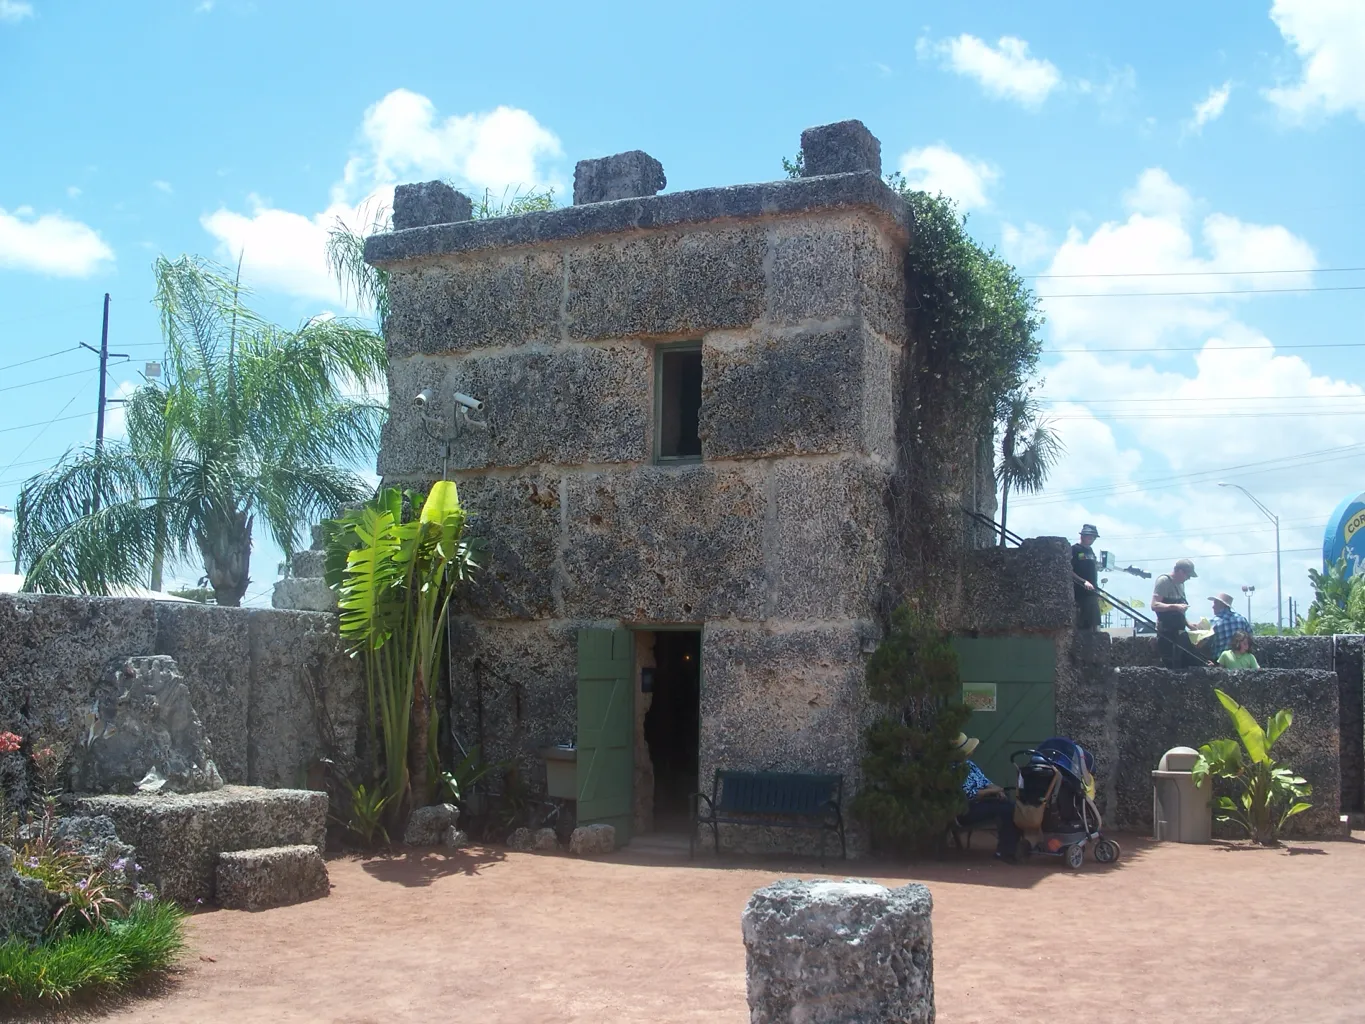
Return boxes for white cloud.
[0,1,33,23]
[66,185,81,198]
[1004,171,1354,620]
[897,144,999,210]
[152,180,173,194]
[196,1,213,11]
[1041,168,1316,349]
[202,194,375,306]
[1001,222,1053,267]
[1266,0,1365,121]
[0,206,114,276]
[1187,82,1232,133]
[202,89,563,305]
[919,34,1061,108]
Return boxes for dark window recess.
[658,348,703,459]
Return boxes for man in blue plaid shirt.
[1209,592,1252,658]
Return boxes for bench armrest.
[692,791,716,820]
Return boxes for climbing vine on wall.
[888,177,1044,421]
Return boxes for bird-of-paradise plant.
[1192,688,1312,845]
[326,483,479,819]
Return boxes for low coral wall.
[957,537,1073,635]
[1107,632,1364,815]
[1057,661,1341,838]
[0,594,362,796]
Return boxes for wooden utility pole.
[79,294,127,512]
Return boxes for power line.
[1043,341,1365,354]
[1048,410,1365,420]
[0,364,126,396]
[1037,284,1365,299]
[0,346,83,374]
[1013,440,1365,506]
[1030,266,1365,280]
[0,411,91,436]
[1124,546,1318,563]
[0,376,95,479]
[1046,393,1365,404]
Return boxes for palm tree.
[12,255,386,605]
[995,390,1064,545]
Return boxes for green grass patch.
[0,901,186,1007]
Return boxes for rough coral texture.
[568,823,615,856]
[0,844,61,944]
[74,655,223,795]
[507,827,534,851]
[742,878,933,1024]
[0,593,364,803]
[74,786,327,904]
[1100,632,1364,820]
[404,804,459,847]
[1056,659,1342,838]
[392,180,472,230]
[216,844,330,911]
[533,827,559,852]
[368,122,1008,860]
[959,537,1074,634]
[573,150,666,205]
[799,119,883,177]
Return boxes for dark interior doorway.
[643,630,700,830]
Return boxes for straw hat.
[952,733,979,757]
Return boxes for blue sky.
[1,0,1362,619]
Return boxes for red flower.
[0,732,21,754]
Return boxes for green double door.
[576,628,634,845]
[951,637,1056,789]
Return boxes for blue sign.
[1324,491,1365,579]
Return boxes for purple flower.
[76,878,89,890]
[133,863,142,873]
[110,857,128,871]
[133,884,154,901]
[25,856,38,868]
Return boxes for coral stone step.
[216,844,330,911]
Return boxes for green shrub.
[0,900,186,1006]
[853,605,972,852]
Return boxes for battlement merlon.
[363,169,910,268]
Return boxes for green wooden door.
[951,637,1056,790]
[577,628,634,846]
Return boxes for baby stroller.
[1010,737,1121,869]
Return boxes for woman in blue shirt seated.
[953,733,1020,862]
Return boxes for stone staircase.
[272,524,336,612]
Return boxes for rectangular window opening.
[656,344,703,461]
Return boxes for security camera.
[413,389,433,409]
[453,392,484,412]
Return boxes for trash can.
[1152,745,1211,843]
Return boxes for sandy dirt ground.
[42,832,1365,1024]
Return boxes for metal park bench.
[690,769,846,863]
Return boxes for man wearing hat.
[951,732,1021,862]
[1072,525,1102,630]
[1152,558,1199,669]
[1208,592,1252,659]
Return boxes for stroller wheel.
[1065,844,1085,869]
[1093,838,1121,864]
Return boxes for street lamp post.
[1220,482,1281,630]
[1242,584,1256,622]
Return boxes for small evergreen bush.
[853,605,972,853]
